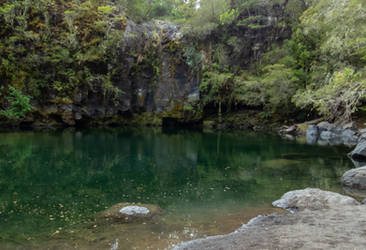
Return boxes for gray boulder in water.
[349,141,366,161]
[95,202,162,224]
[306,125,319,144]
[319,131,337,141]
[341,129,358,146]
[342,166,366,190]
[317,121,335,132]
[358,133,366,143]
[272,188,359,211]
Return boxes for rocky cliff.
[28,20,200,127]
[0,0,301,128]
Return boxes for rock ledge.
[173,189,365,250]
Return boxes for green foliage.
[182,0,229,38]
[300,0,366,65]
[97,5,116,15]
[0,86,33,119]
[260,64,300,113]
[219,8,239,25]
[200,70,234,106]
[184,45,202,72]
[293,68,366,121]
[233,64,300,114]
[0,0,365,124]
[200,69,235,122]
[291,0,366,121]
[0,0,128,104]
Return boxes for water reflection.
[0,128,353,249]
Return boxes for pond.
[0,128,353,249]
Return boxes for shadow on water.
[0,128,353,249]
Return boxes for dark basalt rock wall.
[22,20,200,128]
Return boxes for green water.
[0,128,353,249]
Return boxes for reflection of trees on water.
[0,129,353,240]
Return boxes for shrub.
[293,67,366,121]
[0,86,33,119]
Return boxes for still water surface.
[0,128,353,249]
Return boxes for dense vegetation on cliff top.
[0,0,365,125]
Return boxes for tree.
[293,68,366,122]
[200,70,234,123]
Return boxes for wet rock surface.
[174,189,365,250]
[95,203,162,224]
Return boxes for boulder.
[306,125,319,144]
[319,131,342,145]
[342,166,366,190]
[358,133,366,143]
[348,141,366,161]
[343,186,366,199]
[320,131,337,141]
[342,121,356,130]
[317,121,335,132]
[272,188,359,211]
[341,129,358,146]
[95,202,162,224]
[349,158,366,168]
[359,128,366,134]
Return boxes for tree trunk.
[218,101,222,124]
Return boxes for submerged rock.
[272,188,359,211]
[95,203,162,224]
[342,166,366,190]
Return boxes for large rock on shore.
[342,166,366,190]
[304,121,359,146]
[95,203,162,224]
[272,188,359,211]
[173,204,366,250]
[174,189,364,250]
